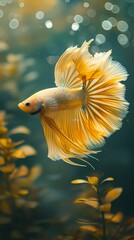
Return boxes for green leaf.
[18,189,29,195]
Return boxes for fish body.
[18,40,129,166]
[18,87,83,114]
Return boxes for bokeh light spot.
[95,34,106,45]
[112,5,120,13]
[71,22,79,31]
[84,2,89,8]
[0,0,6,6]
[36,11,44,20]
[87,9,96,18]
[108,17,117,27]
[20,2,24,8]
[117,20,128,32]
[117,34,129,46]
[102,20,112,30]
[74,15,83,23]
[45,20,53,29]
[9,18,19,29]
[104,2,113,11]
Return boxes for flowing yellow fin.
[54,40,93,88]
[40,108,98,165]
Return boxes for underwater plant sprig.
[0,111,42,233]
[71,175,134,240]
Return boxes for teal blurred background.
[0,0,134,236]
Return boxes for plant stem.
[97,185,106,240]
[5,173,17,212]
[101,211,106,240]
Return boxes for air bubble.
[87,9,96,18]
[117,20,128,32]
[102,20,112,30]
[112,5,120,13]
[36,11,44,20]
[74,15,83,23]
[9,19,19,29]
[104,2,113,11]
[108,17,117,27]
[71,22,79,31]
[84,2,89,8]
[118,34,129,46]
[45,20,53,29]
[95,34,106,45]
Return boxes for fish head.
[18,94,42,115]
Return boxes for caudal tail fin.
[82,48,129,146]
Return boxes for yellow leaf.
[11,149,26,159]
[73,198,88,204]
[29,166,42,181]
[0,111,6,121]
[0,138,12,148]
[101,177,114,184]
[105,213,114,221]
[18,189,29,195]
[80,225,98,232]
[10,126,30,135]
[73,198,98,209]
[105,188,123,202]
[99,203,111,212]
[0,127,8,135]
[0,201,12,214]
[19,145,36,157]
[111,212,124,223]
[0,164,15,173]
[85,198,99,209]
[71,179,88,184]
[87,177,99,185]
[15,165,29,178]
[0,156,5,166]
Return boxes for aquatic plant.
[0,111,45,239]
[71,175,134,240]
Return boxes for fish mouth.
[18,102,24,110]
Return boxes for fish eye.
[25,102,30,107]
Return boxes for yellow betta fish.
[18,40,129,166]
